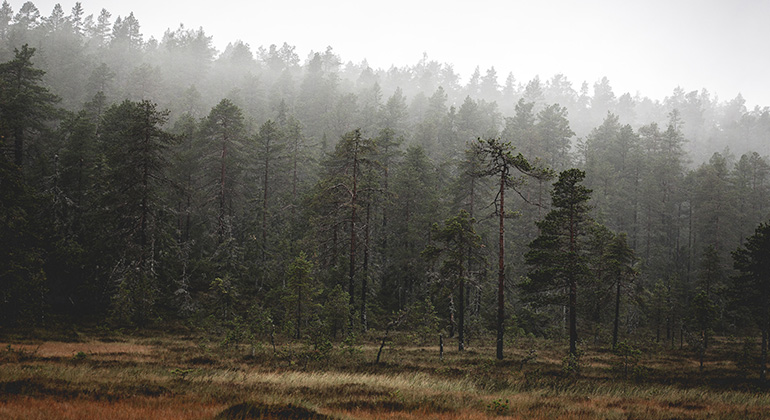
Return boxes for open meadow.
[1,328,769,420]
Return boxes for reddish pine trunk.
[348,137,359,328]
[362,199,370,330]
[496,170,506,360]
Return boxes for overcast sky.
[14,0,770,108]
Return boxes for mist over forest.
[4,0,770,388]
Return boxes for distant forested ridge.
[2,1,770,376]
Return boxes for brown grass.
[0,396,225,420]
[2,341,153,358]
[0,333,768,419]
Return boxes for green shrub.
[612,340,642,379]
[487,398,509,414]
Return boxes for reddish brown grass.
[1,341,153,358]
[1,333,769,419]
[0,396,225,420]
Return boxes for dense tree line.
[3,1,770,379]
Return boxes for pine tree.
[100,99,175,325]
[605,231,637,348]
[470,137,552,359]
[254,119,286,284]
[423,210,483,350]
[201,99,247,243]
[523,169,593,358]
[732,222,770,382]
[387,144,439,310]
[285,252,319,340]
[0,44,60,167]
[313,129,377,327]
[0,152,47,326]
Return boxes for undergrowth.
[0,330,768,419]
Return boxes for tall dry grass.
[1,333,769,419]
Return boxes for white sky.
[14,0,770,108]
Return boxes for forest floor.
[0,327,768,419]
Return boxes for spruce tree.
[423,210,483,351]
[0,44,60,167]
[522,169,593,358]
[732,222,770,382]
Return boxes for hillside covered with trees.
[3,1,770,384]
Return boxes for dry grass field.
[1,329,768,419]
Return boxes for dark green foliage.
[612,340,643,379]
[201,98,247,244]
[423,209,484,350]
[0,154,46,325]
[732,221,770,381]
[99,99,175,325]
[523,169,592,357]
[0,44,60,166]
[101,100,174,249]
[254,119,287,287]
[583,225,638,348]
[311,129,377,327]
[605,232,637,348]
[404,297,440,345]
[383,144,438,311]
[284,252,320,340]
[690,290,717,371]
[322,284,350,339]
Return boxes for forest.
[3,2,770,418]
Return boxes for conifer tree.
[423,210,483,350]
[471,137,552,359]
[732,222,770,382]
[523,169,593,358]
[100,99,175,325]
[0,44,60,167]
[313,129,377,327]
[202,99,247,243]
[285,252,318,340]
[606,232,637,348]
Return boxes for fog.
[6,0,770,393]
[13,0,770,108]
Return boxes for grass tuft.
[215,401,332,419]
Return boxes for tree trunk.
[296,285,302,340]
[612,279,621,349]
[13,127,23,167]
[459,275,465,351]
[140,148,149,252]
[218,135,228,241]
[361,199,370,331]
[291,136,299,218]
[496,171,506,360]
[376,312,405,364]
[568,211,578,357]
[699,330,705,373]
[448,295,455,338]
[762,313,768,383]
[348,137,359,330]
[262,138,270,271]
[466,178,474,348]
[569,280,577,356]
